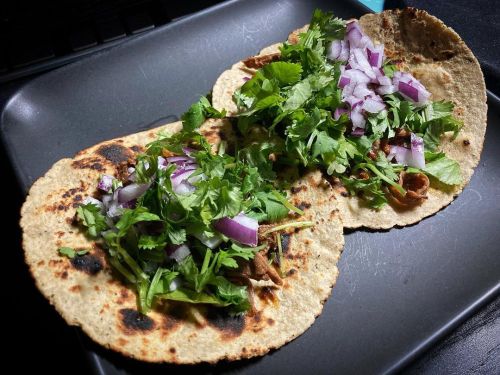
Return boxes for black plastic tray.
[1,0,499,374]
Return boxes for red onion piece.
[351,127,365,137]
[350,108,366,129]
[169,277,181,291]
[166,244,191,263]
[338,76,351,89]
[362,98,386,113]
[344,68,371,83]
[117,182,151,204]
[82,197,103,210]
[367,45,384,68]
[182,147,196,156]
[334,107,348,120]
[328,40,342,60]
[98,175,114,193]
[410,133,425,169]
[338,40,350,61]
[192,230,223,249]
[388,135,425,169]
[345,95,363,109]
[346,22,363,47]
[376,84,396,95]
[214,213,258,247]
[353,83,372,99]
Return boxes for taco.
[21,117,344,363]
[212,8,487,229]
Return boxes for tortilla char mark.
[205,308,245,338]
[96,143,133,165]
[119,308,156,334]
[280,233,291,253]
[70,253,103,275]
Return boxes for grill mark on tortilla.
[297,201,311,210]
[71,157,105,171]
[96,143,133,164]
[119,308,156,333]
[281,233,291,253]
[71,254,103,275]
[205,308,245,337]
[257,286,278,305]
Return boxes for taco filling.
[60,109,312,315]
[229,10,463,209]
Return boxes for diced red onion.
[98,175,114,193]
[107,201,124,218]
[127,167,136,182]
[166,244,191,263]
[182,147,196,156]
[353,83,372,99]
[82,197,103,210]
[334,107,348,120]
[410,133,425,169]
[117,182,151,204]
[328,40,342,60]
[171,164,197,179]
[350,108,366,129]
[362,98,386,113]
[101,194,113,209]
[345,95,363,109]
[243,77,250,82]
[166,155,196,165]
[351,127,365,137]
[388,135,425,169]
[214,212,258,247]
[338,40,350,61]
[174,181,196,195]
[351,49,376,79]
[338,76,351,89]
[344,68,371,83]
[169,277,181,291]
[367,45,384,68]
[398,81,430,105]
[192,230,223,249]
[346,21,363,47]
[376,84,396,95]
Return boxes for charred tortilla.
[21,120,344,363]
[212,8,487,229]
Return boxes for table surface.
[1,0,499,373]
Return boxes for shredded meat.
[243,53,280,69]
[253,252,283,285]
[232,251,283,286]
[388,172,430,207]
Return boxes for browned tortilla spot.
[70,254,103,275]
[205,308,245,337]
[119,309,156,333]
[96,143,133,164]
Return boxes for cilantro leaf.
[424,153,462,185]
[58,247,75,258]
[76,203,108,238]
[309,9,346,41]
[262,61,302,85]
[181,96,226,132]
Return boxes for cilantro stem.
[276,232,284,276]
[146,267,163,309]
[115,244,149,280]
[271,190,304,215]
[109,257,137,284]
[262,220,314,236]
[356,163,406,195]
[138,279,150,313]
